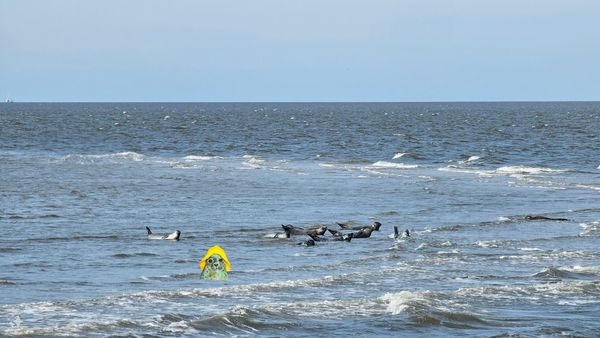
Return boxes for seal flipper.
[146,226,152,235]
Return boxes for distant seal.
[309,232,353,242]
[393,226,410,239]
[337,221,382,231]
[525,215,570,221]
[263,232,290,239]
[281,224,327,236]
[297,239,316,246]
[349,227,374,239]
[146,226,181,240]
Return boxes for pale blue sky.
[1,0,599,102]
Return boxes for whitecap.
[242,156,266,169]
[183,155,222,161]
[63,151,147,162]
[579,221,599,236]
[392,153,405,159]
[495,165,567,175]
[318,163,336,168]
[381,290,429,314]
[437,166,490,175]
[371,161,419,169]
[520,247,542,251]
[458,155,481,164]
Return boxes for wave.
[112,252,159,259]
[183,306,299,335]
[2,214,61,220]
[0,247,23,253]
[63,151,147,162]
[533,266,581,279]
[499,250,593,262]
[495,165,568,175]
[382,279,600,326]
[438,164,569,177]
[28,235,120,242]
[391,152,423,160]
[458,155,481,164]
[183,155,223,161]
[1,318,144,338]
[0,279,18,285]
[371,161,419,169]
[140,272,198,281]
[580,221,600,236]
[381,291,487,329]
[534,266,600,280]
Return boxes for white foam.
[318,163,336,168]
[183,155,222,161]
[371,161,419,169]
[575,184,600,192]
[520,247,542,251]
[495,166,566,175]
[392,153,405,159]
[579,221,599,236]
[439,164,567,178]
[242,155,266,169]
[438,166,490,175]
[63,151,147,162]
[381,290,427,314]
[415,243,428,250]
[566,265,600,275]
[497,216,511,222]
[475,240,499,248]
[458,155,481,164]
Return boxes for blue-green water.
[1,102,600,337]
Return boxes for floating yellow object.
[199,245,230,280]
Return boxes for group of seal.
[266,221,394,246]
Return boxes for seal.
[309,232,353,242]
[281,224,327,236]
[146,226,181,240]
[349,227,374,239]
[337,221,382,231]
[297,239,316,246]
[263,232,290,239]
[393,226,410,239]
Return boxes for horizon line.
[3,100,600,104]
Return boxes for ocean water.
[1,102,600,337]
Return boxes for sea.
[1,102,600,337]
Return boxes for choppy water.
[1,102,600,337]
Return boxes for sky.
[1,0,599,102]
